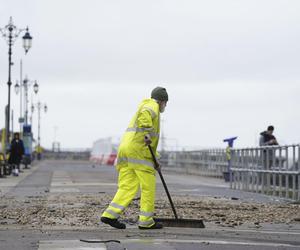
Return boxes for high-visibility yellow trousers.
[102,163,156,228]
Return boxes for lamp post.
[15,78,38,168]
[14,60,24,132]
[15,76,39,127]
[0,17,32,149]
[32,102,47,160]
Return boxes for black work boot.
[101,217,126,229]
[138,222,163,230]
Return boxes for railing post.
[266,147,271,195]
[292,145,297,200]
[229,149,233,189]
[245,148,250,191]
[279,147,283,198]
[255,148,259,193]
[272,147,276,196]
[285,146,289,199]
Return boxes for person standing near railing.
[259,125,279,168]
[259,125,278,147]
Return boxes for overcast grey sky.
[0,0,299,149]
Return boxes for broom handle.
[147,145,178,219]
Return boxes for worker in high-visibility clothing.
[101,87,168,230]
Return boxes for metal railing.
[230,144,300,200]
[161,144,300,201]
[161,149,227,178]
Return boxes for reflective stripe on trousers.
[140,211,154,217]
[102,201,125,219]
[139,218,155,227]
[104,209,120,219]
[110,202,125,210]
[139,211,155,227]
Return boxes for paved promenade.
[0,160,299,250]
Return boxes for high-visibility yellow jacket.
[117,98,160,172]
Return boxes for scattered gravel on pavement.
[0,194,299,228]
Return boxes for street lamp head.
[23,77,28,85]
[22,27,32,54]
[33,80,39,94]
[14,80,20,94]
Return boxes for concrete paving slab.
[38,240,106,250]
[0,164,40,195]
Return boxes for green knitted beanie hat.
[151,87,168,101]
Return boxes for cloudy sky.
[0,0,299,150]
